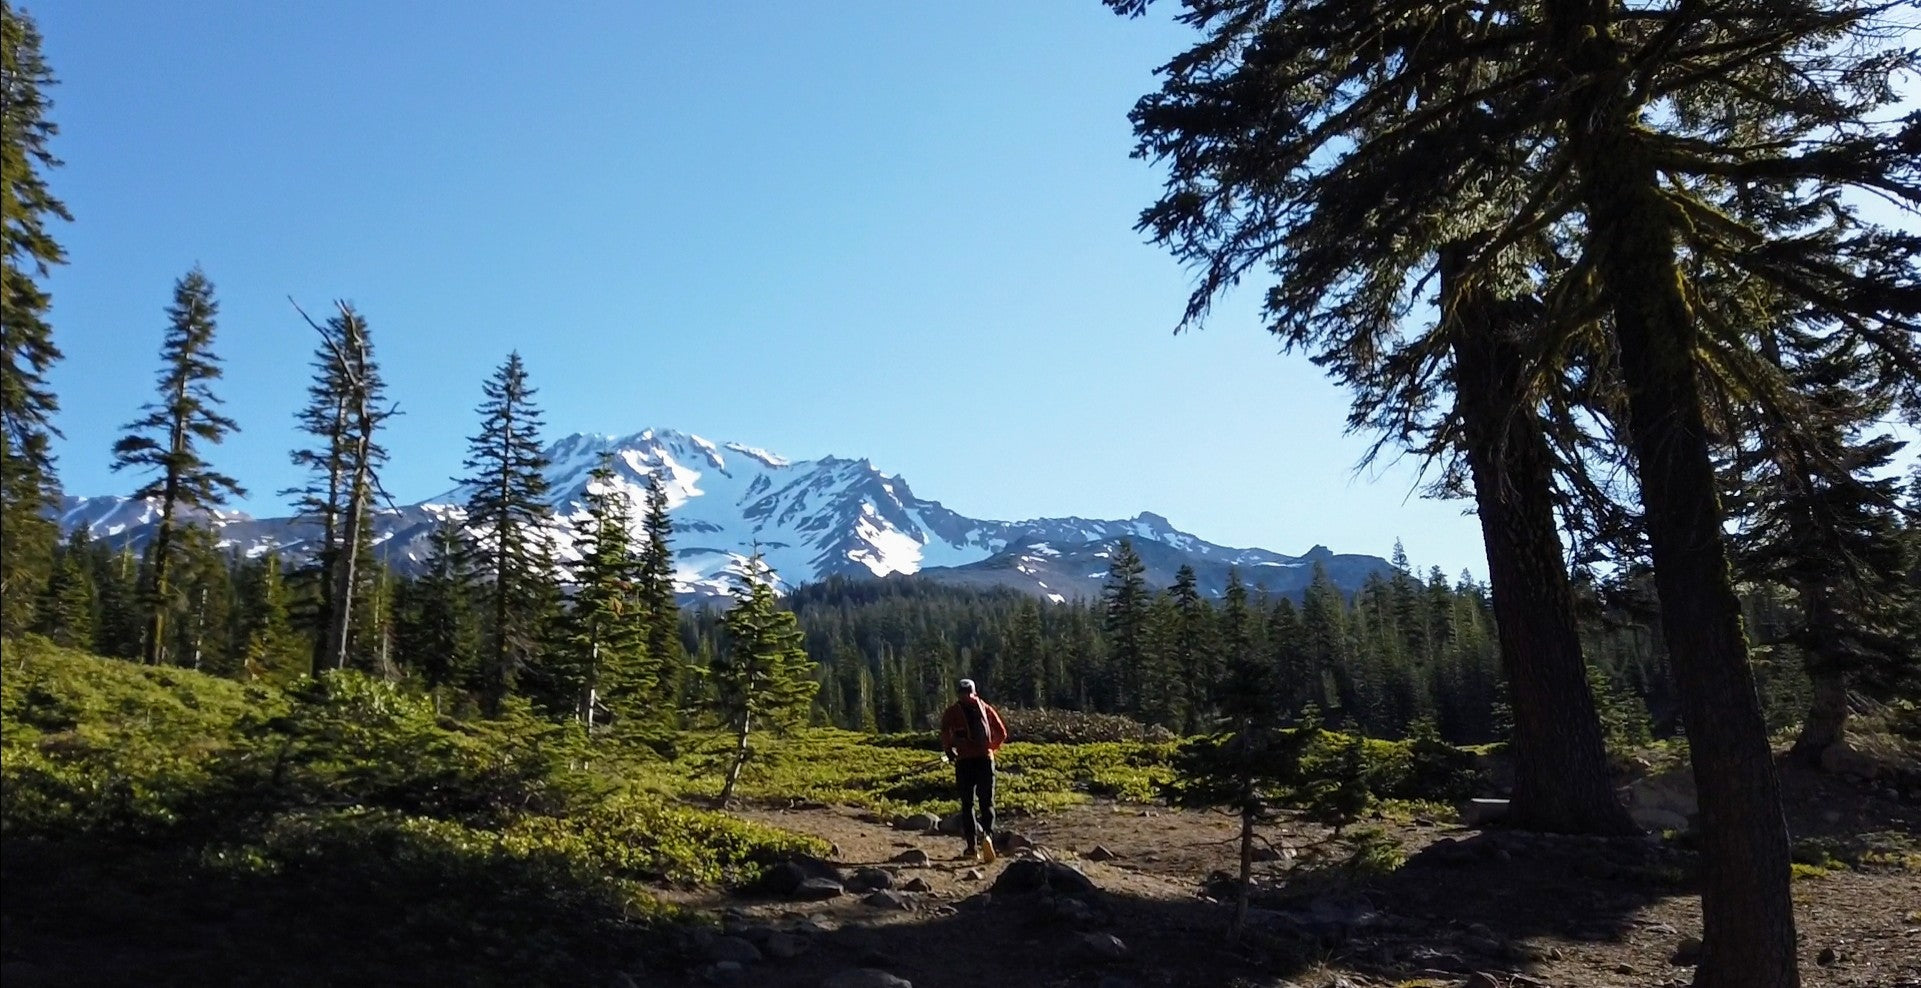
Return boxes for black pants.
[955,756,995,847]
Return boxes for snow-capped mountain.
[58,428,1392,601]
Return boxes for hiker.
[939,678,1008,861]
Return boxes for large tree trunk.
[1548,5,1799,983]
[1448,259,1636,835]
[320,434,370,675]
[1789,660,1847,767]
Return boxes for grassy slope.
[0,639,819,985]
[1,639,1498,984]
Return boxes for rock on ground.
[792,877,846,901]
[993,858,1099,898]
[821,971,913,988]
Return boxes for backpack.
[961,697,989,744]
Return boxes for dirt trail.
[651,785,1921,988]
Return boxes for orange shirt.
[940,696,1008,760]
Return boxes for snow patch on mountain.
[59,428,1390,601]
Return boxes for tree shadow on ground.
[652,833,1695,988]
[0,829,671,988]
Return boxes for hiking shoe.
[980,837,997,863]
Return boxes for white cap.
[958,679,977,694]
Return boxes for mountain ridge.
[57,427,1394,601]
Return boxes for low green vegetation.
[2,637,1506,981]
[1,638,817,983]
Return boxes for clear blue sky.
[34,0,1500,577]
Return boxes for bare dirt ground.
[649,764,1921,988]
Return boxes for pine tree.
[109,268,244,664]
[0,1,71,637]
[1003,597,1047,708]
[394,519,479,697]
[1729,325,1918,762]
[1168,564,1218,733]
[1100,538,1151,715]
[235,553,305,683]
[559,461,649,729]
[33,527,93,648]
[457,352,557,716]
[166,524,234,673]
[87,542,143,658]
[636,471,683,716]
[710,553,818,807]
[1299,563,1348,717]
[287,301,390,675]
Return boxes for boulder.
[764,932,812,960]
[1070,932,1129,963]
[992,858,1098,897]
[846,867,894,892]
[899,877,932,893]
[1671,937,1703,966]
[1623,769,1697,832]
[888,848,930,866]
[863,889,915,911]
[760,855,844,896]
[937,812,966,835]
[703,961,746,985]
[793,877,846,901]
[1821,742,1884,780]
[1456,798,1511,828]
[995,831,1035,853]
[1083,844,1120,862]
[821,971,913,988]
[701,935,762,965]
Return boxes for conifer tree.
[167,524,234,673]
[559,461,649,728]
[1002,597,1047,708]
[33,527,93,648]
[710,553,818,807]
[394,519,479,697]
[1168,564,1218,732]
[1729,327,1918,762]
[287,301,390,674]
[1114,0,1917,978]
[636,471,683,712]
[1100,538,1151,714]
[87,541,143,658]
[110,268,243,664]
[456,352,557,716]
[236,554,305,682]
[0,1,71,637]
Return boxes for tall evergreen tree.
[636,471,683,715]
[558,461,649,728]
[33,527,93,648]
[1730,326,1918,762]
[287,300,390,674]
[1112,0,1634,834]
[0,0,71,637]
[1100,538,1151,715]
[393,519,479,697]
[87,541,143,658]
[709,553,818,807]
[456,352,557,716]
[1002,597,1047,708]
[109,268,243,664]
[1167,564,1218,732]
[235,554,304,683]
